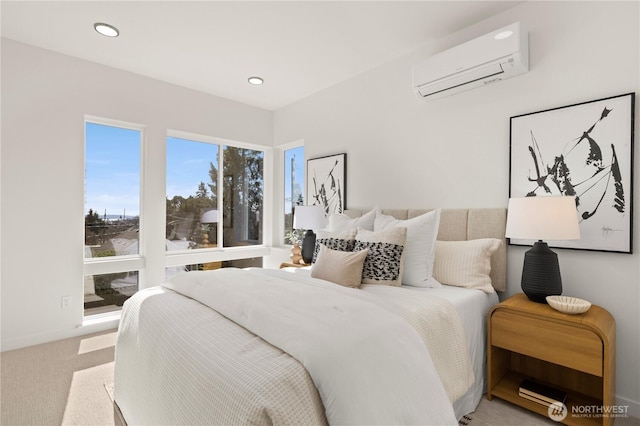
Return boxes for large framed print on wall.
[307,153,346,215]
[509,93,635,253]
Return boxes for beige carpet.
[1,330,117,426]
[2,329,638,426]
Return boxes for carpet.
[459,413,493,426]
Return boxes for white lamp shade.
[506,196,581,241]
[293,205,327,230]
[200,209,219,224]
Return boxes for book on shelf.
[518,379,567,406]
[518,390,565,407]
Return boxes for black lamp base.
[521,240,562,303]
[301,229,316,264]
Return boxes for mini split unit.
[413,22,529,100]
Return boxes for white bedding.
[270,268,475,403]
[114,268,493,425]
[280,267,498,419]
[115,285,328,425]
[163,268,459,425]
[408,284,499,418]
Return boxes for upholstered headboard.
[343,208,507,292]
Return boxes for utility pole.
[291,154,295,217]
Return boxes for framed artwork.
[307,153,346,215]
[510,93,635,253]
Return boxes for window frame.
[283,144,305,243]
[82,121,273,319]
[164,129,271,268]
[83,116,146,278]
[277,140,305,246]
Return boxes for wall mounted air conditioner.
[413,22,528,100]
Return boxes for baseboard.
[616,394,640,419]
[114,402,127,426]
[1,315,120,352]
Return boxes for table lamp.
[200,209,219,245]
[505,196,581,303]
[293,205,327,264]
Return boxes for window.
[165,135,265,274]
[284,146,304,242]
[84,272,138,314]
[166,137,219,251]
[84,122,141,257]
[222,145,264,247]
[83,123,269,314]
[84,119,142,316]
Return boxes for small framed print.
[307,153,346,215]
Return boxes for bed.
[114,208,506,425]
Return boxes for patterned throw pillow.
[312,229,357,263]
[354,227,407,286]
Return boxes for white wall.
[2,0,639,416]
[273,1,640,416]
[0,39,273,350]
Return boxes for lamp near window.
[293,205,327,264]
[200,209,219,246]
[506,196,581,303]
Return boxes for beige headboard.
[343,208,507,292]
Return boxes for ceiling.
[1,1,521,111]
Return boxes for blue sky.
[166,137,219,199]
[85,125,220,218]
[284,146,305,213]
[86,122,304,218]
[85,122,141,218]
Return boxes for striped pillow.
[433,239,501,294]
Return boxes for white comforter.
[162,268,467,425]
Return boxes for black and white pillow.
[354,227,407,286]
[312,229,357,263]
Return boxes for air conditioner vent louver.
[416,62,505,97]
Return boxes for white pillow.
[354,226,407,287]
[311,245,369,288]
[327,207,379,232]
[374,209,441,288]
[433,238,501,294]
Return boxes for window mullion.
[217,145,224,247]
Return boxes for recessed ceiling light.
[94,23,119,38]
[248,76,264,85]
[494,30,513,40]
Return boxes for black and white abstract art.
[307,153,346,215]
[510,93,635,253]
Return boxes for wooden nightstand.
[487,294,615,426]
[279,262,311,269]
